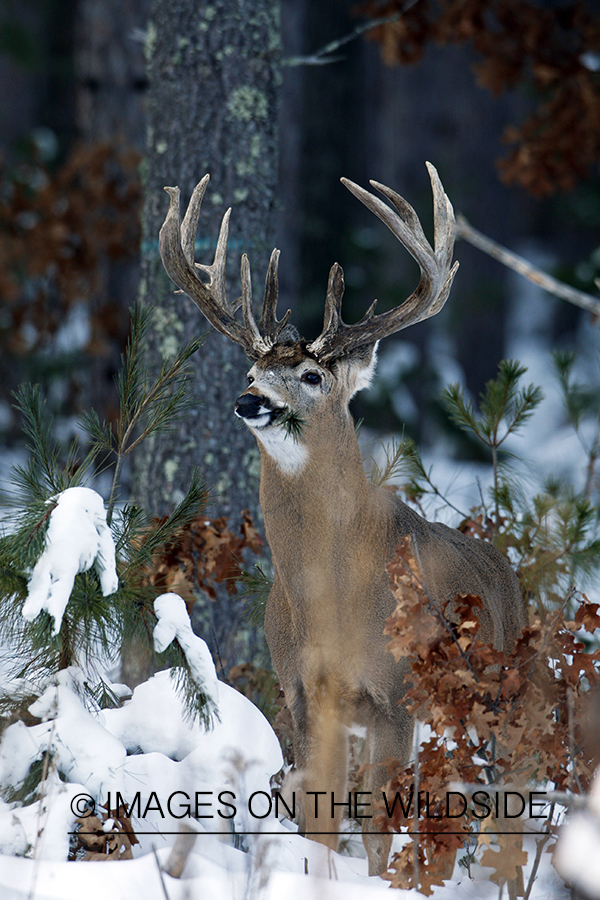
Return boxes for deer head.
[159,164,458,475]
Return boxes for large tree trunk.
[127,0,280,678]
[132,0,281,528]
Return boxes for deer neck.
[256,404,398,661]
[256,407,390,581]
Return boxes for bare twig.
[567,687,584,794]
[583,417,600,499]
[455,214,600,318]
[412,458,470,520]
[523,833,553,900]
[413,720,420,891]
[283,2,420,67]
[28,713,57,900]
[152,845,171,900]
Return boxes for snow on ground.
[0,654,571,900]
[0,478,581,898]
[0,642,396,900]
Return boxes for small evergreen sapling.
[0,305,213,727]
[386,359,600,616]
[441,359,543,529]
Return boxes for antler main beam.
[160,166,458,365]
[159,174,291,360]
[307,162,459,362]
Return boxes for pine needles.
[273,407,305,441]
[8,384,97,505]
[0,304,213,725]
[80,304,203,523]
[237,564,274,628]
[441,359,543,525]
[377,358,600,617]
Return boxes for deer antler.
[159,175,293,359]
[307,162,459,362]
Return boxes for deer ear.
[332,342,379,398]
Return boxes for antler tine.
[307,163,459,362]
[320,262,346,335]
[426,160,456,275]
[159,177,263,358]
[180,174,209,268]
[195,200,232,311]
[259,249,293,343]
[240,254,263,346]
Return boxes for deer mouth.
[246,411,279,429]
[234,394,284,429]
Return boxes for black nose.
[234,393,269,419]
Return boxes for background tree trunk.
[126,0,281,678]
[131,0,281,527]
[74,0,148,149]
[73,0,149,433]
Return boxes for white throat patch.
[251,426,308,475]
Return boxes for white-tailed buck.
[159,165,525,876]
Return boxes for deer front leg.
[362,700,414,876]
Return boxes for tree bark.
[132,0,281,527]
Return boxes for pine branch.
[553,350,600,500]
[440,384,481,439]
[384,436,470,519]
[368,438,409,487]
[238,564,273,628]
[14,384,62,498]
[441,361,544,532]
[106,305,202,523]
[120,469,206,577]
[169,663,216,730]
[0,306,214,723]
[5,386,99,511]
[80,408,114,455]
[274,407,305,441]
[478,360,542,448]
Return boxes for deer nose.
[234,393,270,420]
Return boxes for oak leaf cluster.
[70,805,139,862]
[359,0,600,194]
[380,536,600,894]
[0,141,140,406]
[148,510,263,605]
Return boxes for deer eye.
[302,371,322,386]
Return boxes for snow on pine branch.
[153,592,219,700]
[21,487,118,635]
